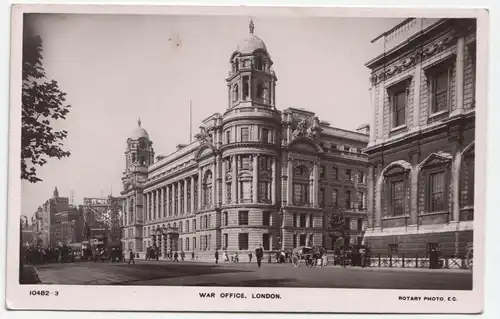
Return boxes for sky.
[21,13,401,218]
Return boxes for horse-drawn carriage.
[291,246,326,267]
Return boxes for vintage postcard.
[6,4,488,313]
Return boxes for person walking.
[359,246,366,268]
[128,249,135,265]
[174,251,179,262]
[255,244,264,268]
[248,251,253,263]
[215,249,219,264]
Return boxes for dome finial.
[137,118,142,128]
[249,18,254,34]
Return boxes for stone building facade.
[364,18,476,256]
[120,21,369,259]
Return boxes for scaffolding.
[82,196,124,246]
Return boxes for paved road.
[32,260,473,290]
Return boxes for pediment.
[419,152,452,169]
[382,160,412,177]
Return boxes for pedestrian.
[174,251,179,262]
[215,249,219,264]
[181,251,185,261]
[248,251,252,263]
[255,244,263,268]
[128,249,135,264]
[224,251,229,262]
[191,251,195,260]
[359,246,366,268]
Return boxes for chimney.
[356,124,370,135]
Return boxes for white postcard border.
[6,4,489,313]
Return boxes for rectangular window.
[193,219,196,231]
[332,167,338,180]
[319,188,325,206]
[240,181,251,201]
[391,180,405,216]
[299,214,306,228]
[241,127,250,142]
[223,234,228,250]
[259,181,270,202]
[299,234,306,246]
[240,155,251,170]
[242,76,249,99]
[388,244,399,253]
[238,233,249,250]
[429,172,445,212]
[345,218,351,230]
[226,130,231,144]
[309,214,313,228]
[357,171,365,184]
[293,235,297,248]
[223,211,228,226]
[430,68,450,114]
[292,213,297,227]
[332,189,338,207]
[345,190,352,209]
[225,183,232,203]
[263,234,270,250]
[261,128,269,143]
[357,191,365,210]
[357,218,363,231]
[391,89,407,128]
[238,211,249,226]
[293,183,309,206]
[186,221,190,232]
[320,165,325,178]
[262,211,270,226]
[345,169,352,182]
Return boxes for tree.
[22,31,71,183]
[328,205,346,234]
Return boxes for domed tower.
[227,19,277,109]
[125,119,155,171]
[219,20,281,254]
[121,119,154,253]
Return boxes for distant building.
[364,18,476,256]
[32,186,73,247]
[55,208,85,244]
[120,20,369,259]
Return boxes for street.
[30,260,473,290]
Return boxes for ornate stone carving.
[292,116,321,140]
[372,34,455,85]
[195,126,213,144]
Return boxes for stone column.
[287,157,293,205]
[451,138,462,222]
[198,169,203,209]
[145,192,150,221]
[369,80,376,144]
[232,155,238,204]
[374,163,383,229]
[312,161,319,207]
[184,179,188,215]
[216,155,222,206]
[252,154,259,203]
[177,181,182,215]
[172,184,176,216]
[271,156,277,204]
[160,187,164,218]
[156,189,160,220]
[166,185,170,217]
[211,162,216,207]
[221,159,226,204]
[452,36,466,116]
[366,164,374,229]
[377,81,385,143]
[190,176,195,214]
[413,55,422,130]
[410,152,420,225]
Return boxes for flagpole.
[189,100,192,143]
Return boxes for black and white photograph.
[6,4,488,313]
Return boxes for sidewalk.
[20,265,41,284]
